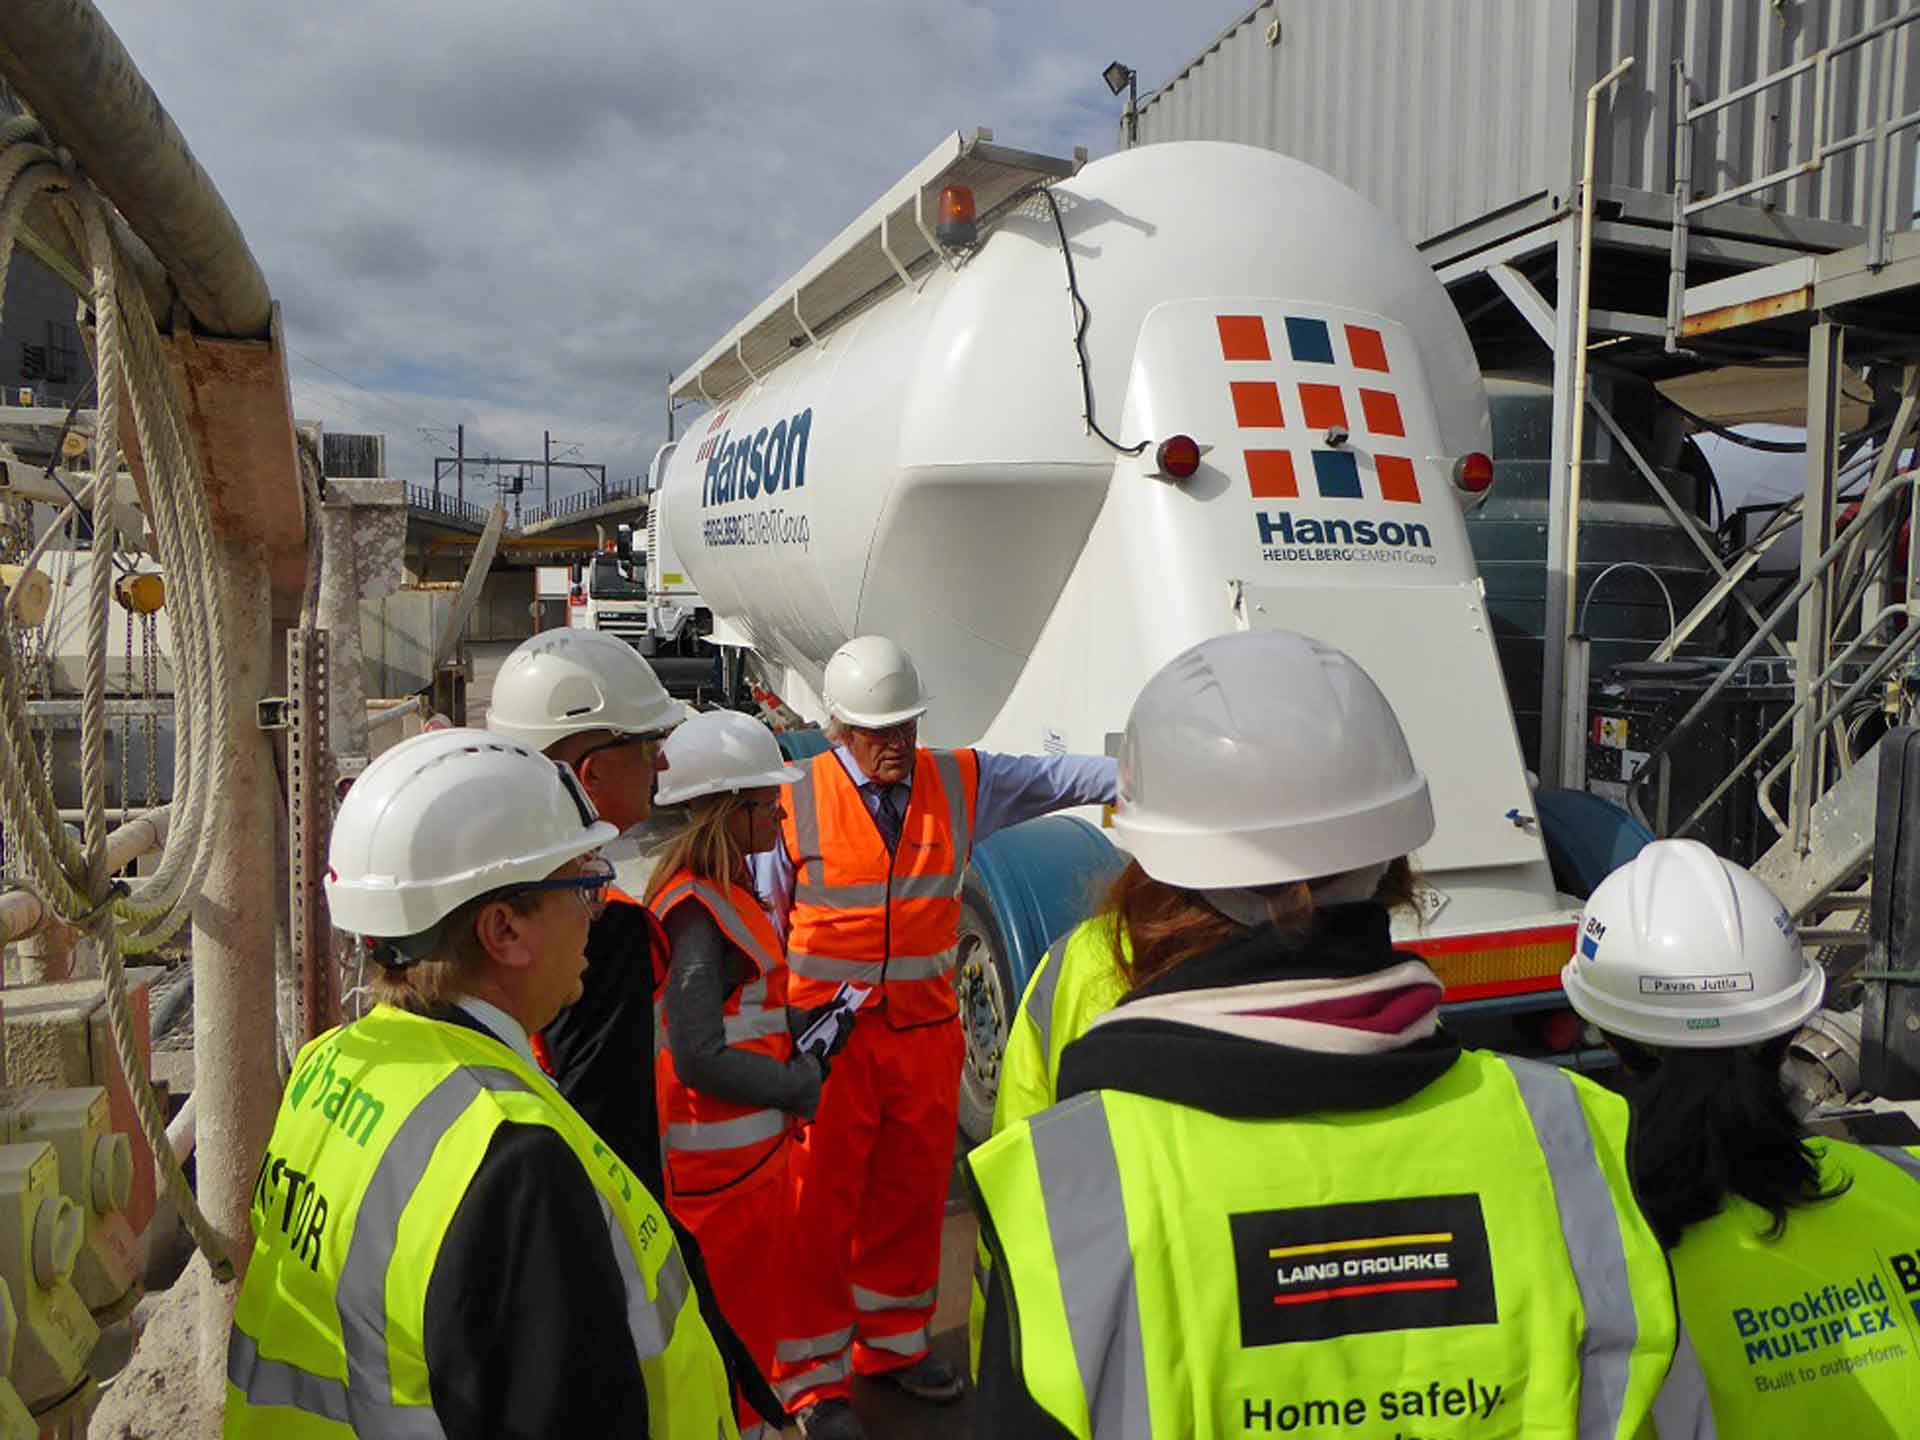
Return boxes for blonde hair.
[644,793,751,903]
[365,889,538,1015]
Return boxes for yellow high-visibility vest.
[224,1004,736,1438]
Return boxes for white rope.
[0,124,234,1278]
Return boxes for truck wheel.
[956,883,1014,1146]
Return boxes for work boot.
[796,1398,866,1439]
[881,1352,966,1403]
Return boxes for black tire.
[955,879,1016,1147]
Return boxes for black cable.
[1660,390,1894,454]
[1036,187,1148,456]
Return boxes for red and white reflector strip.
[1402,924,1576,1002]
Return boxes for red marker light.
[1453,452,1495,493]
[936,185,978,247]
[1155,434,1202,481]
[1537,1009,1582,1054]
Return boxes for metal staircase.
[1620,8,1920,976]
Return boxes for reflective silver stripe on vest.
[787,750,972,908]
[775,1325,854,1365]
[1027,1093,1151,1439]
[1869,1144,1920,1186]
[931,749,973,861]
[853,1283,937,1313]
[1026,935,1072,1061]
[665,1107,787,1152]
[724,1005,790,1045]
[787,951,886,985]
[862,1325,930,1357]
[1501,1056,1640,1440]
[233,1063,689,1434]
[1648,1317,1720,1440]
[793,878,889,907]
[885,946,958,981]
[674,878,783,978]
[227,1327,352,1425]
[788,764,824,889]
[596,1191,694,1358]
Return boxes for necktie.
[871,783,906,852]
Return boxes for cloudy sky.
[93,0,1252,507]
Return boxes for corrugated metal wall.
[1137,0,1916,254]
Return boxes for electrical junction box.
[2,1090,136,1322]
[0,1143,94,1414]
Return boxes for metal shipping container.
[1135,0,1918,267]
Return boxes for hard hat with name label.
[655,710,804,806]
[326,728,617,941]
[822,635,930,729]
[1112,629,1434,888]
[486,628,686,751]
[1561,838,1824,1049]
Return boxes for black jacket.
[969,904,1461,1439]
[540,897,666,1199]
[424,1007,652,1436]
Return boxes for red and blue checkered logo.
[1216,315,1420,505]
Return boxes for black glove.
[792,998,858,1060]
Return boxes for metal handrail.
[1666,6,1920,348]
[518,479,644,529]
[1676,603,1920,843]
[1625,469,1920,833]
[1755,608,1920,834]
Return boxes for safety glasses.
[554,760,602,828]
[499,854,617,918]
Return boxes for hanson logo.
[701,407,813,507]
[1258,511,1432,551]
[1230,1194,1497,1347]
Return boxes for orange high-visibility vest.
[651,869,799,1197]
[780,748,980,1029]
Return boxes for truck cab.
[567,552,653,653]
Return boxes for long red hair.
[1105,856,1418,998]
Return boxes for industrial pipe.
[0,806,170,946]
[0,0,272,339]
[1560,54,1635,788]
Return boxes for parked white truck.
[658,132,1613,1136]
[566,549,653,652]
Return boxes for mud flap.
[1864,727,1920,1099]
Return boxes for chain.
[120,605,133,824]
[141,611,159,808]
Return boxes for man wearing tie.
[757,635,1117,1440]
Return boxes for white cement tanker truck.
[658,131,1609,1137]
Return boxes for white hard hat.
[485,629,687,751]
[1562,838,1824,1049]
[655,710,804,806]
[823,636,929,728]
[1112,630,1433,889]
[326,728,617,941]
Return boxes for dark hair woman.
[1562,837,1920,1436]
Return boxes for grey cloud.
[95,0,1251,496]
